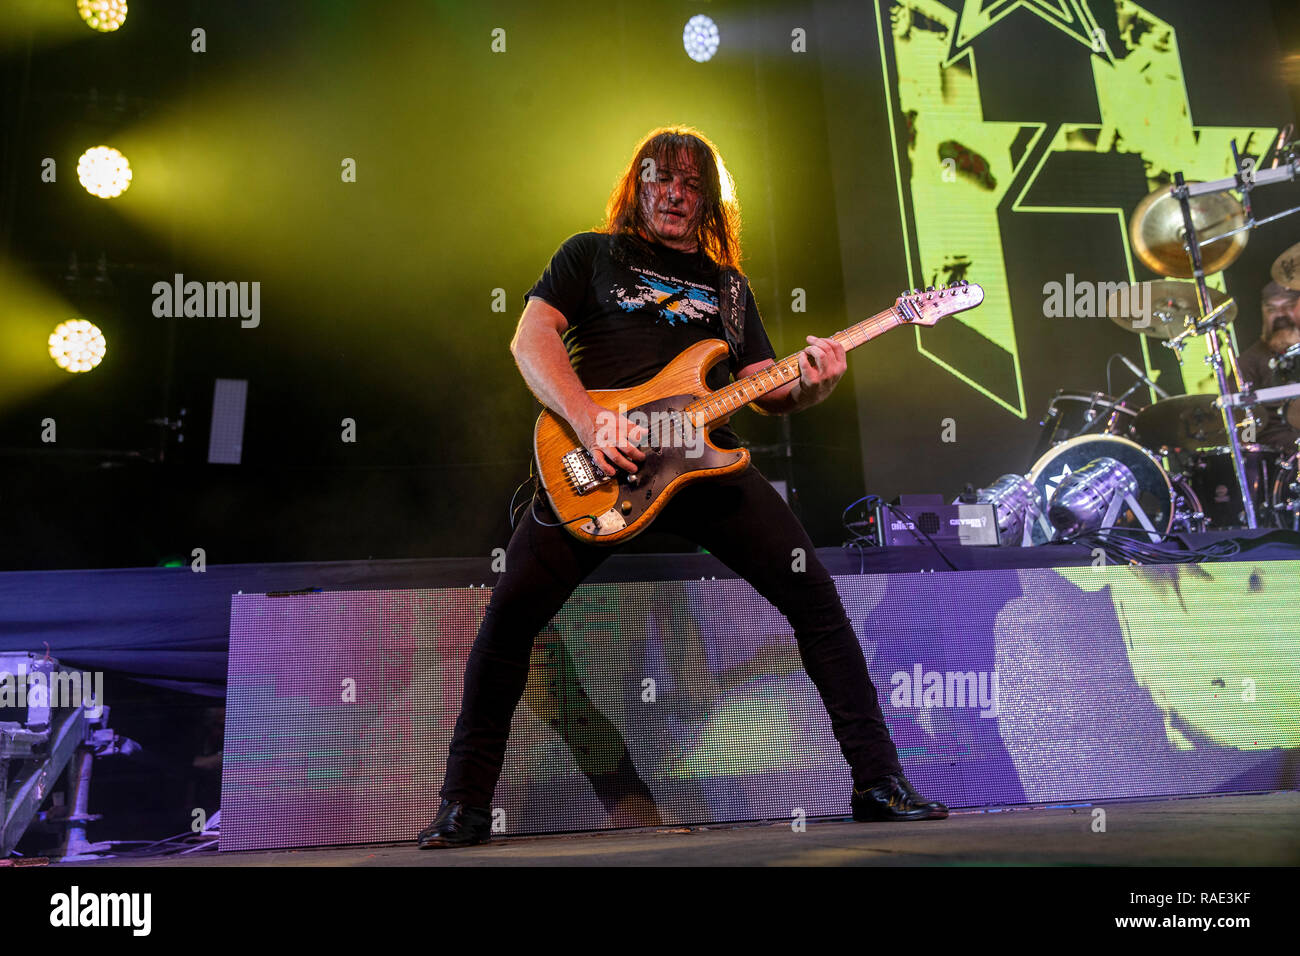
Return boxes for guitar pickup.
[561,448,613,496]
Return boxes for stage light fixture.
[683,15,719,62]
[77,146,132,198]
[1047,457,1139,537]
[972,474,1041,546]
[77,0,128,33]
[48,319,107,373]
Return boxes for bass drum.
[1026,434,1200,543]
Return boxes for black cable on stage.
[840,494,881,574]
[1057,525,1243,564]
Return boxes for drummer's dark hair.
[1260,279,1298,304]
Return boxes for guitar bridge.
[561,447,613,495]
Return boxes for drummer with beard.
[1236,279,1300,450]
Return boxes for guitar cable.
[508,474,535,529]
[526,488,603,530]
[511,461,603,532]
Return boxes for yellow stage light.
[77,0,128,33]
[48,319,107,373]
[77,145,132,198]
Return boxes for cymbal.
[1106,280,1237,338]
[1130,184,1248,277]
[1132,393,1228,451]
[1271,241,1300,290]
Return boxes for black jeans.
[439,464,902,807]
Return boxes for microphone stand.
[1078,379,1143,436]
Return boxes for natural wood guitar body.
[533,339,746,545]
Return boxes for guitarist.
[419,126,947,848]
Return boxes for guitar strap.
[718,267,748,365]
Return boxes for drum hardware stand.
[1218,381,1300,410]
[1168,143,1300,529]
[1021,517,1038,547]
[1154,298,1239,488]
[1159,295,1238,353]
[1171,479,1207,534]
[1171,170,1251,526]
[1218,381,1300,524]
[1180,161,1300,244]
[1159,294,1245,419]
[1076,403,1117,437]
[1149,442,1205,532]
[1277,437,1300,531]
[1100,491,1162,543]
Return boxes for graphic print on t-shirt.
[613,265,719,327]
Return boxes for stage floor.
[59,791,1300,867]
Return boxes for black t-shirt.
[524,231,777,448]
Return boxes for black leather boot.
[417,799,493,848]
[851,772,949,821]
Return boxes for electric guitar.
[534,281,985,544]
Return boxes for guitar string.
[687,286,979,424]
[685,306,903,426]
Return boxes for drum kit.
[973,139,1300,546]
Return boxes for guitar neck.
[686,306,906,426]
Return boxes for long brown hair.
[601,126,743,274]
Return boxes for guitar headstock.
[895,281,985,326]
